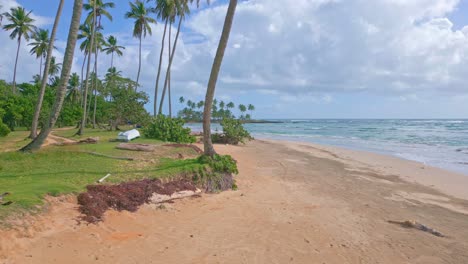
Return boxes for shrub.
[212,118,252,145]
[191,154,239,192]
[0,121,10,137]
[143,115,195,143]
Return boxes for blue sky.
[2,0,468,119]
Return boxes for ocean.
[186,119,468,175]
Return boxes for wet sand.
[1,140,468,263]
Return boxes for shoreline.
[264,139,468,200]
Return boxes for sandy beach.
[2,139,468,263]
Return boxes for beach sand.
[2,139,468,263]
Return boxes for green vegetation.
[143,115,195,143]
[178,97,256,122]
[212,118,253,145]
[0,128,204,221]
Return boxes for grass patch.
[0,129,204,221]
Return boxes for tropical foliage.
[143,115,195,143]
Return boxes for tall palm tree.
[203,0,238,156]
[248,103,255,116]
[125,0,156,89]
[158,0,190,115]
[21,0,83,152]
[83,0,114,28]
[2,7,36,93]
[102,35,124,68]
[179,96,185,104]
[28,29,51,78]
[151,0,175,116]
[29,0,64,139]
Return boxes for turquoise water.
[186,120,468,175]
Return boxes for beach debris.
[97,174,112,183]
[163,144,203,154]
[0,192,12,206]
[388,220,445,237]
[150,189,201,204]
[116,143,156,152]
[116,129,140,142]
[77,179,198,223]
[57,137,99,146]
[81,151,134,161]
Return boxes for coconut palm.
[179,96,185,104]
[29,0,65,139]
[248,103,255,117]
[158,0,190,115]
[125,0,156,89]
[203,0,238,156]
[152,0,175,116]
[227,101,235,109]
[28,29,52,78]
[22,0,83,151]
[83,0,115,28]
[48,57,62,79]
[102,35,124,68]
[2,7,36,93]
[67,73,81,103]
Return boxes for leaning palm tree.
[102,35,125,68]
[202,0,238,156]
[125,0,156,89]
[28,29,52,78]
[2,7,36,93]
[29,0,65,139]
[21,0,83,152]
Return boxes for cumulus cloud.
[2,0,468,115]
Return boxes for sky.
[1,0,468,119]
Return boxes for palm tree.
[125,0,155,89]
[238,104,246,119]
[179,96,185,104]
[158,0,190,115]
[2,7,36,93]
[102,35,124,68]
[248,103,255,117]
[227,101,235,109]
[22,0,83,152]
[203,0,238,156]
[83,0,114,28]
[29,0,65,139]
[152,0,174,116]
[28,29,52,78]
[67,73,81,103]
[48,57,62,79]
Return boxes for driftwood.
[116,143,156,152]
[58,137,99,146]
[388,220,445,237]
[163,144,203,154]
[98,174,112,183]
[82,152,134,161]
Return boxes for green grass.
[0,128,204,222]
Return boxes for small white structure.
[117,129,140,142]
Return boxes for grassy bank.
[0,128,204,221]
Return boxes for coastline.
[271,139,468,200]
[2,139,468,263]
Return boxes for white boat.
[117,129,140,142]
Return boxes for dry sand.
[1,139,468,263]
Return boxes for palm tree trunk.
[80,52,88,107]
[110,51,114,68]
[158,18,182,115]
[29,0,65,139]
[78,0,96,136]
[92,49,98,129]
[12,35,22,93]
[153,19,168,116]
[168,23,172,117]
[21,0,83,152]
[136,34,142,90]
[203,0,238,157]
[39,56,43,80]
